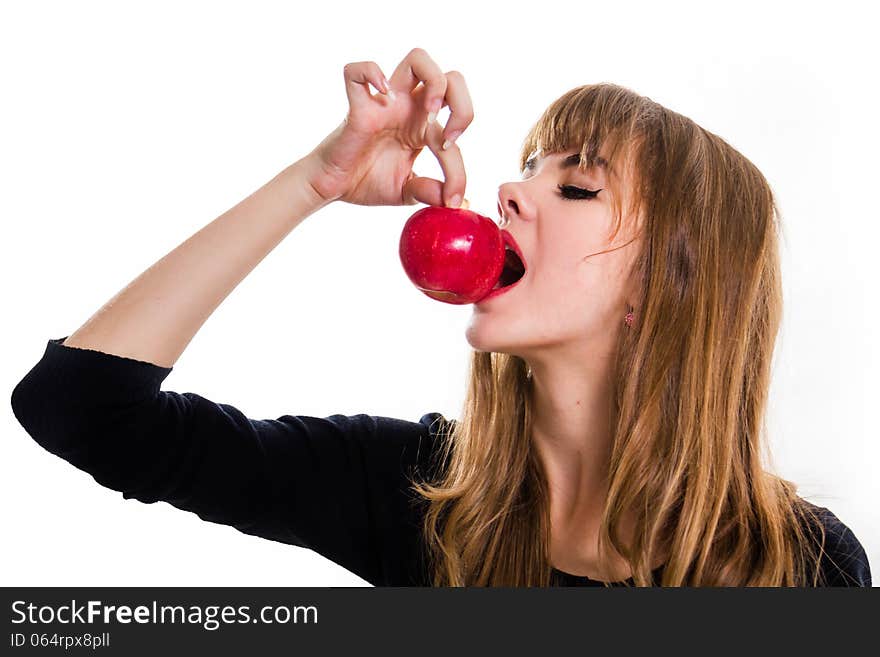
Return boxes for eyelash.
[522,160,602,200]
[557,184,602,200]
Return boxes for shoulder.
[375,411,454,478]
[311,411,453,490]
[800,500,872,587]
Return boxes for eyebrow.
[524,152,608,172]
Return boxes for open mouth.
[492,245,526,290]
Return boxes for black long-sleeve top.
[10,336,873,587]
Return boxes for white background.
[2,0,877,586]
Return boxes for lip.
[500,229,527,271]
[475,272,524,303]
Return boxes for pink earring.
[624,309,634,327]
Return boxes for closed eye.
[558,184,601,200]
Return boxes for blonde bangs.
[518,83,650,244]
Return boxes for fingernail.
[448,194,462,208]
[427,111,437,125]
[430,97,443,114]
[383,79,396,100]
[442,130,462,151]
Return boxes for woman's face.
[465,148,641,362]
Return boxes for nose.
[497,181,531,228]
[496,200,507,227]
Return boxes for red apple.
[399,206,524,305]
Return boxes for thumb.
[402,175,443,206]
[402,175,469,208]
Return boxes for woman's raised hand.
[302,48,473,208]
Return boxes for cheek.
[534,257,624,325]
[535,250,603,298]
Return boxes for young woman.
[11,48,871,587]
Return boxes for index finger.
[424,117,467,208]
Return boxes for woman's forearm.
[61,154,332,368]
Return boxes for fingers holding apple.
[352,48,473,208]
[421,116,468,209]
[304,48,474,207]
[396,54,474,209]
[401,128,468,209]
[401,171,472,209]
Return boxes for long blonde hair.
[410,82,829,586]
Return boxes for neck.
[528,344,617,526]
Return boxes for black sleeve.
[10,337,449,586]
[806,503,872,587]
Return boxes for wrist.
[255,156,333,230]
[295,151,342,207]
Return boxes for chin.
[464,319,522,356]
[463,323,492,353]
[465,317,499,352]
